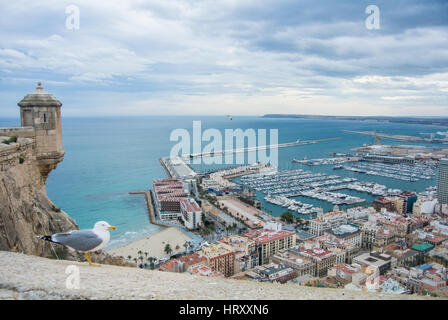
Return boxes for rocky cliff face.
[0,136,132,267]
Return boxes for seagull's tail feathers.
[37,235,58,244]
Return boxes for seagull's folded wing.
[52,230,103,251]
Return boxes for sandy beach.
[107,227,192,262]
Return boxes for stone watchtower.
[18,82,65,180]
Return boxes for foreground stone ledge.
[0,251,442,300]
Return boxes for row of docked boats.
[325,181,402,196]
[239,169,365,206]
[264,194,319,215]
[340,162,435,181]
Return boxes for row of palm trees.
[126,239,197,269]
[126,250,158,269]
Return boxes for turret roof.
[18,82,62,107]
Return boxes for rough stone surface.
[0,251,441,300]
[0,137,76,258]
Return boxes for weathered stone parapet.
[0,251,440,300]
[0,137,36,172]
[0,127,35,138]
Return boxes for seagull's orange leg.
[84,252,101,267]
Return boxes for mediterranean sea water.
[1,116,446,248]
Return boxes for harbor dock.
[181,137,342,159]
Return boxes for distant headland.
[262,114,448,127]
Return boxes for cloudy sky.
[0,0,447,117]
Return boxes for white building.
[263,221,282,231]
[413,197,437,215]
[180,198,203,230]
[347,206,375,219]
[309,210,352,236]
[430,220,448,235]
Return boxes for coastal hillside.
[0,251,437,300]
[0,135,78,259]
[0,135,131,266]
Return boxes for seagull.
[38,221,116,266]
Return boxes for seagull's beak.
[109,226,116,230]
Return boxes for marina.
[292,156,360,166]
[237,169,368,213]
[341,162,436,182]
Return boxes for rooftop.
[180,199,201,213]
[18,82,62,108]
[244,229,295,244]
[411,242,435,252]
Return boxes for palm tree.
[133,258,138,264]
[164,243,172,255]
[137,250,142,257]
[183,241,189,251]
[127,255,132,261]
[144,252,148,259]
[147,257,156,270]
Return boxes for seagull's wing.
[52,230,103,252]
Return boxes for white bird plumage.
[38,221,116,266]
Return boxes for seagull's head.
[94,221,116,231]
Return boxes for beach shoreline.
[107,226,193,262]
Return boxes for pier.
[181,137,342,159]
[292,155,360,165]
[344,130,448,144]
[159,158,173,178]
[159,156,197,180]
[129,190,172,228]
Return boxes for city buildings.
[382,241,419,267]
[243,228,296,264]
[291,246,337,277]
[391,263,448,295]
[326,224,362,248]
[153,178,188,219]
[153,177,202,229]
[427,243,448,267]
[373,197,395,213]
[219,235,259,273]
[437,158,448,204]
[245,263,297,283]
[413,196,438,215]
[201,243,236,277]
[327,263,362,284]
[309,210,352,236]
[157,160,448,296]
[353,251,396,275]
[187,264,224,278]
[180,198,203,230]
[159,252,207,273]
[271,249,316,277]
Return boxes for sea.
[1,116,446,249]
